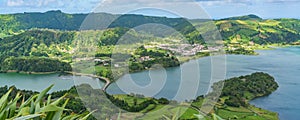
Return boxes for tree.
[158,98,170,105]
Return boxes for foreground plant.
[0,85,93,120]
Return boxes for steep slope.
[0,10,205,44]
[0,11,300,56]
[0,29,75,72]
[220,14,263,20]
[0,29,74,59]
[1,11,300,46]
[214,15,300,44]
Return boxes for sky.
[0,0,300,19]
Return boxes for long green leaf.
[29,100,35,114]
[52,98,69,120]
[8,92,22,118]
[47,95,51,106]
[14,114,42,120]
[35,84,54,105]
[40,104,65,113]
[19,94,38,109]
[0,89,22,119]
[0,85,94,120]
[0,88,12,111]
[80,110,97,120]
[51,94,67,106]
[16,107,30,117]
[162,115,171,120]
[62,114,81,120]
[117,111,121,120]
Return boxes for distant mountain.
[0,29,74,60]
[0,10,106,34]
[0,10,193,34]
[1,10,300,45]
[220,14,262,20]
[1,11,300,73]
[216,17,300,44]
[0,10,205,44]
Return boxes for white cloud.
[100,0,196,6]
[97,0,265,8]
[7,0,24,6]
[7,0,65,7]
[265,0,300,4]
[197,0,300,6]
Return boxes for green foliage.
[0,11,205,44]
[129,47,180,72]
[0,72,279,120]
[107,94,156,112]
[212,72,279,107]
[190,73,279,120]
[224,96,244,107]
[278,18,300,33]
[217,18,300,45]
[0,12,286,120]
[0,15,22,37]
[0,29,74,73]
[221,14,262,21]
[135,46,165,58]
[1,11,300,46]
[0,29,74,57]
[226,48,256,55]
[158,98,170,105]
[1,57,71,72]
[100,27,130,46]
[11,10,86,32]
[0,85,92,120]
[163,108,181,120]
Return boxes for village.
[155,43,222,56]
[91,43,222,68]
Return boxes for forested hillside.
[1,11,300,45]
[0,29,74,58]
[1,11,300,73]
[0,57,71,72]
[0,29,75,72]
[212,72,279,107]
[0,10,204,44]
[216,15,300,45]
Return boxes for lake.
[107,46,300,120]
[0,73,105,92]
[1,47,300,119]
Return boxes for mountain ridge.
[220,14,263,20]
[1,10,300,60]
[0,10,298,35]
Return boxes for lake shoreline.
[1,45,290,119]
[64,71,111,91]
[1,44,294,92]
[1,70,59,75]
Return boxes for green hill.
[220,14,262,20]
[2,11,300,45]
[1,11,300,73]
[0,10,201,43]
[216,18,300,44]
[0,29,75,72]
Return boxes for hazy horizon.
[0,9,298,20]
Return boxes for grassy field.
[111,94,278,120]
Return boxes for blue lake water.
[0,73,102,92]
[1,47,300,119]
[107,46,300,120]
